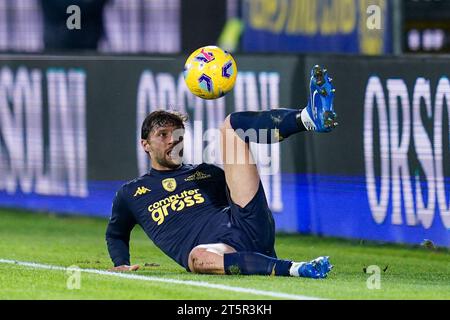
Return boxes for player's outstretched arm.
[106,189,138,271]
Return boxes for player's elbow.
[105,229,116,244]
[105,229,130,252]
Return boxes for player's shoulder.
[194,163,225,177]
[116,174,151,199]
[190,162,222,172]
[180,163,225,182]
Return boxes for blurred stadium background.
[0,0,449,300]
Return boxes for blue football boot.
[300,65,337,132]
[297,256,333,279]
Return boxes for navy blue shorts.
[220,181,277,258]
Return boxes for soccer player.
[106,65,337,278]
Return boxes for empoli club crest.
[162,178,177,192]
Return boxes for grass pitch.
[0,208,448,300]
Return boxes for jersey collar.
[148,164,188,176]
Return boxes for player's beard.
[155,144,183,169]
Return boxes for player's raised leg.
[220,115,261,207]
[220,65,337,207]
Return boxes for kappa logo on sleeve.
[134,186,151,197]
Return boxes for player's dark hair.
[141,110,188,140]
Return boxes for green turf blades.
[0,209,449,300]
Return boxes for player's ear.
[141,139,151,154]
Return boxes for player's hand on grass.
[109,264,140,272]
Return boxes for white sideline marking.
[0,259,320,300]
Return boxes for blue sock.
[229,109,306,144]
[223,252,292,276]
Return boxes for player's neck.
[151,164,183,172]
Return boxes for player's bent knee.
[188,244,234,274]
[188,247,204,271]
[188,248,214,274]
